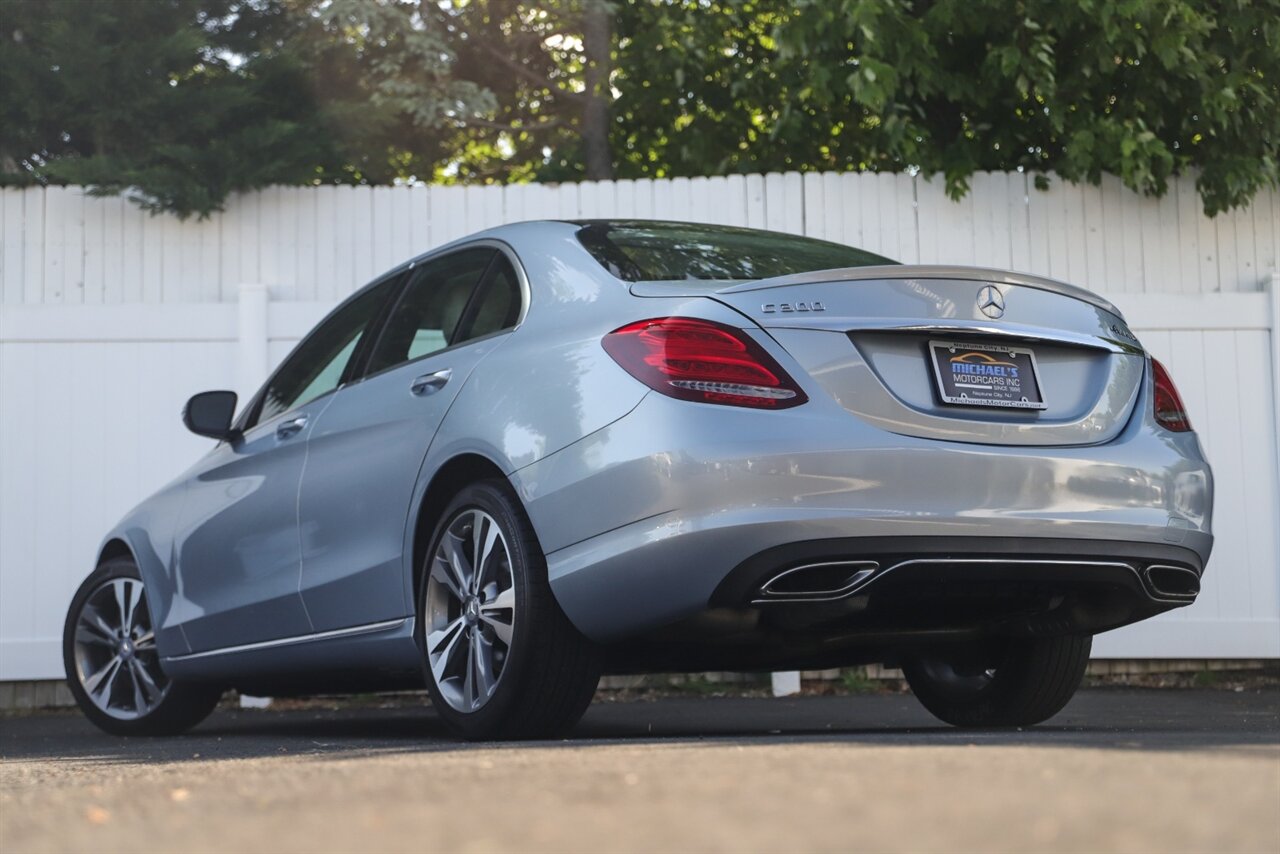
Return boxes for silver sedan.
[63,220,1212,739]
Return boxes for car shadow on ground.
[2,689,1277,768]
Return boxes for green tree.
[293,0,616,183]
[0,0,618,213]
[5,1,1276,216]
[614,0,1280,214]
[0,0,353,217]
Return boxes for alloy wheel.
[71,577,170,719]
[424,509,517,712]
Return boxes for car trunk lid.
[633,266,1145,447]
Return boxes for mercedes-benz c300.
[64,221,1211,739]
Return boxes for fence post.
[1271,273,1280,469]
[237,283,270,403]
[1270,273,1280,617]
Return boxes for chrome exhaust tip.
[753,561,878,603]
[1143,565,1201,599]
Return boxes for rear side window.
[576,221,896,282]
[365,248,495,375]
[458,254,522,341]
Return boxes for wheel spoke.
[426,617,465,655]
[125,659,148,712]
[431,553,467,603]
[479,587,515,646]
[480,587,515,613]
[82,602,119,642]
[125,582,144,631]
[478,612,513,646]
[75,618,116,647]
[84,656,122,703]
[472,512,500,593]
[444,533,474,595]
[132,629,156,650]
[112,579,128,623]
[113,579,142,632]
[472,630,497,700]
[427,619,466,685]
[461,629,478,709]
[129,658,162,706]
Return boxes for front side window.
[250,276,399,428]
[365,248,496,375]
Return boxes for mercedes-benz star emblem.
[977,285,1006,319]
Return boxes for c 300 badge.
[762,300,825,314]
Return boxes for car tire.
[63,557,223,736]
[902,634,1091,728]
[418,479,601,740]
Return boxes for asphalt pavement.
[2,688,1278,853]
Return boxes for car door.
[298,247,525,631]
[171,275,401,652]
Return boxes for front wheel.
[418,480,601,740]
[902,635,1091,728]
[63,557,223,735]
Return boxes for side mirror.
[183,391,239,441]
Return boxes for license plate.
[929,340,1047,410]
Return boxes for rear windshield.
[575,220,896,282]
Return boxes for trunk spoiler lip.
[632,264,1123,319]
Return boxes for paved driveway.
[2,689,1277,853]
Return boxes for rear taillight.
[602,317,807,409]
[1151,358,1192,432]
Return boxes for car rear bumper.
[514,389,1213,643]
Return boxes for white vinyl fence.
[2,173,1278,680]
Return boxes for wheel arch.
[409,453,513,610]
[97,537,135,566]
[90,525,191,657]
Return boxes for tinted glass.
[366,248,495,375]
[252,277,398,427]
[576,221,896,282]
[459,254,522,341]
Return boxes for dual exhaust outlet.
[753,559,1201,604]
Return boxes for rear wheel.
[902,635,1091,727]
[63,558,222,735]
[418,480,601,740]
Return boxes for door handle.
[275,415,308,439]
[410,369,452,396]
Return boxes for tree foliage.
[1,0,1276,217]
[615,0,1280,215]
[0,0,347,216]
[289,0,613,185]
